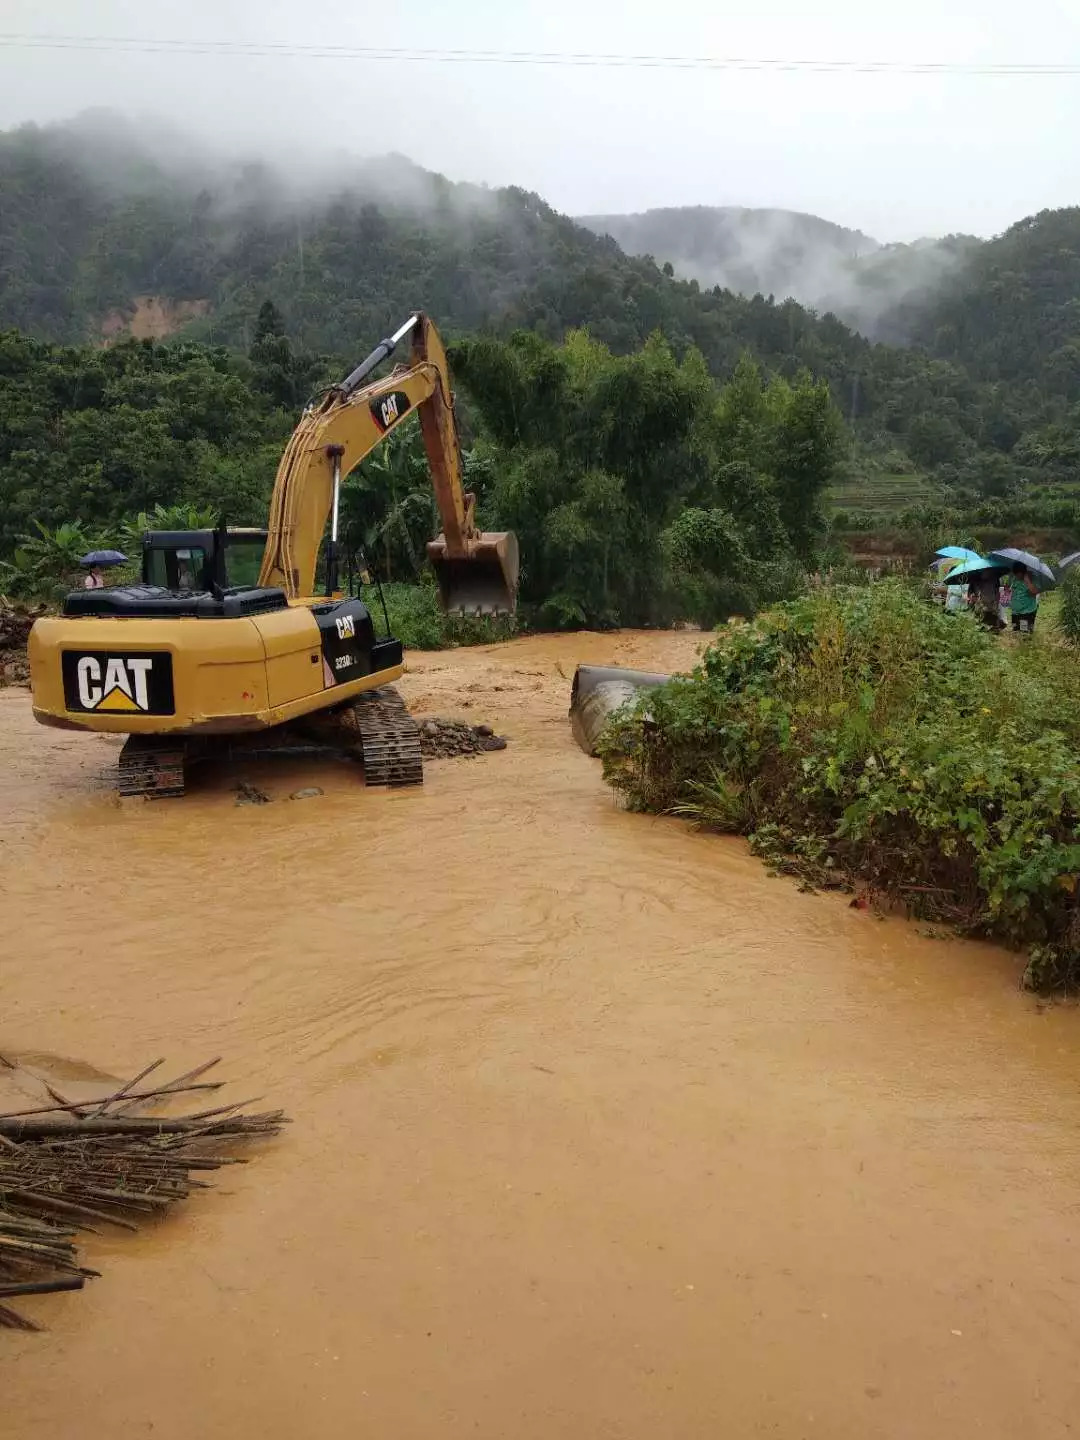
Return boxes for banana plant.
[3,521,100,601]
[117,504,218,556]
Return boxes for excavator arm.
[257,313,518,616]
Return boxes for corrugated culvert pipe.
[568,665,670,756]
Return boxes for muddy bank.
[3,632,1080,1439]
[0,600,41,686]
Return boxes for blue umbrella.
[988,548,1056,590]
[934,545,984,564]
[941,557,1005,585]
[79,549,127,567]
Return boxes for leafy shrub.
[1058,566,1080,648]
[360,579,515,651]
[601,581,1080,990]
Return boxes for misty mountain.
[579,205,982,342]
[816,234,982,345]
[580,205,878,305]
[0,112,880,376]
[3,110,1080,513]
[908,208,1080,390]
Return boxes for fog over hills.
[579,205,980,340]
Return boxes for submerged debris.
[418,717,508,759]
[0,1057,286,1330]
[234,780,272,805]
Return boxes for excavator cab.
[142,527,269,592]
[426,530,520,618]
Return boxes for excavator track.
[117,735,187,798]
[351,686,423,788]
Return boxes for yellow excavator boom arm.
[258,312,517,615]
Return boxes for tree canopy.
[0,321,848,626]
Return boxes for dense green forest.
[1,110,1079,597]
[0,310,841,627]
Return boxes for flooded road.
[3,631,1080,1438]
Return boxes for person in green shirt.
[1009,562,1039,634]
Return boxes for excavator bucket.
[426,532,520,617]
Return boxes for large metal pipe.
[568,664,670,756]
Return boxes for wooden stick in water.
[86,1059,164,1118]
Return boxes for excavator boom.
[259,312,518,615]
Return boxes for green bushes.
[360,580,515,651]
[1058,567,1080,649]
[602,582,1080,989]
[452,332,845,628]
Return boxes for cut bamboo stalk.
[0,1278,86,1298]
[85,1059,164,1118]
[0,1302,39,1330]
[0,1080,224,1123]
[0,1057,285,1330]
[4,1189,137,1231]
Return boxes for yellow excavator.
[28,312,519,795]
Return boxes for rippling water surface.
[2,632,1079,1438]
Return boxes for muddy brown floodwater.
[3,631,1080,1438]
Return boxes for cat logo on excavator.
[61,651,175,716]
[370,390,412,434]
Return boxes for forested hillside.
[1,112,1078,534]
[909,209,1080,388]
[0,114,879,383]
[579,206,879,316]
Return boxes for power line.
[0,33,1077,74]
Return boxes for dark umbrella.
[987,548,1056,590]
[78,550,127,567]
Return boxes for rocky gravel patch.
[418,717,508,759]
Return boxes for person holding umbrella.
[940,556,1004,630]
[1008,562,1040,634]
[987,548,1057,636]
[78,548,127,591]
[967,573,1005,630]
[931,547,983,614]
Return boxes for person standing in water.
[1008,562,1039,634]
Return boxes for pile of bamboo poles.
[0,1057,286,1330]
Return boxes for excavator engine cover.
[427,531,520,618]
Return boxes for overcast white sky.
[1,0,1078,241]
